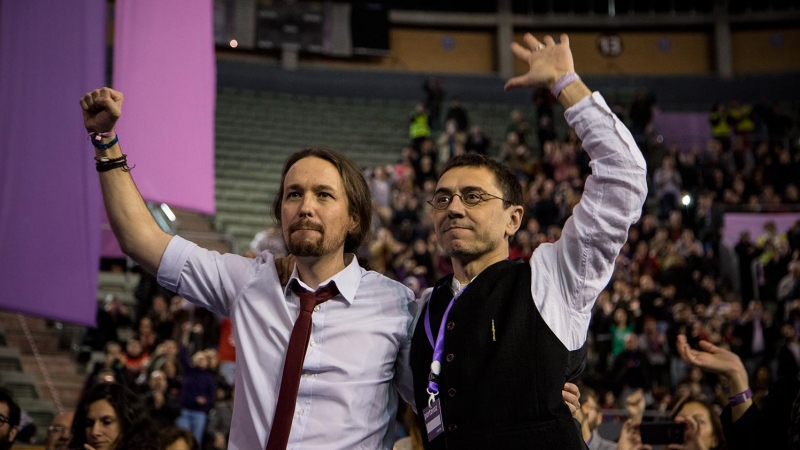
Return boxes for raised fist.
[79,87,123,133]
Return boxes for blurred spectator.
[710,102,732,150]
[123,337,149,373]
[85,294,132,351]
[0,389,19,450]
[217,318,236,387]
[436,119,466,164]
[498,133,534,179]
[176,342,216,446]
[735,300,776,378]
[245,224,286,259]
[639,316,669,386]
[138,316,159,355]
[652,155,682,220]
[465,125,491,155]
[203,386,233,450]
[149,294,175,343]
[506,109,531,145]
[44,411,73,450]
[729,99,755,149]
[145,370,181,432]
[84,341,128,397]
[422,77,444,131]
[408,103,431,151]
[575,387,615,450]
[444,96,469,132]
[612,333,651,401]
[159,427,199,450]
[611,307,635,358]
[629,89,655,139]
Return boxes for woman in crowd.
[69,382,158,450]
[159,427,199,450]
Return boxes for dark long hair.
[272,148,372,253]
[70,382,158,450]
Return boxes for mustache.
[288,220,324,234]
[444,221,473,231]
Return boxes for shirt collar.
[450,276,475,293]
[283,254,361,305]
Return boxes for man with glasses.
[44,411,73,450]
[0,389,20,450]
[407,33,648,448]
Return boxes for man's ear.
[8,426,17,443]
[505,205,524,238]
[349,214,360,233]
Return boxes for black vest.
[410,259,587,449]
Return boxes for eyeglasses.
[427,191,511,210]
[0,414,8,425]
[48,424,70,435]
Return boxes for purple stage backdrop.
[652,111,712,152]
[113,0,216,215]
[0,0,106,326]
[723,213,800,248]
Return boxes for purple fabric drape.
[0,0,106,326]
[113,0,216,214]
[652,111,712,151]
[723,213,800,248]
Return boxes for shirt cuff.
[564,91,611,125]
[157,235,198,293]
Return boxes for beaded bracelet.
[91,135,119,150]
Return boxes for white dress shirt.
[419,92,648,352]
[158,240,417,450]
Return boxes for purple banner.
[113,0,216,214]
[0,0,106,326]
[723,213,800,248]
[652,111,712,152]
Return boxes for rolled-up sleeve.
[157,235,262,317]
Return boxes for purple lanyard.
[423,285,466,406]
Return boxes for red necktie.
[266,282,339,450]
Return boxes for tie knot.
[292,282,339,312]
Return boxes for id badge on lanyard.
[422,285,466,442]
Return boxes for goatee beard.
[287,220,325,257]
[289,240,325,257]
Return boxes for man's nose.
[446,194,467,217]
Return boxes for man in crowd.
[576,388,616,450]
[145,370,181,431]
[0,389,19,450]
[408,33,647,448]
[44,411,74,450]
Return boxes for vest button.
[447,424,458,432]
[446,353,454,363]
[446,321,455,331]
[447,388,457,397]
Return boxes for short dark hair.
[158,426,199,450]
[70,383,157,450]
[439,154,524,207]
[0,388,20,428]
[272,148,372,253]
[578,386,598,405]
